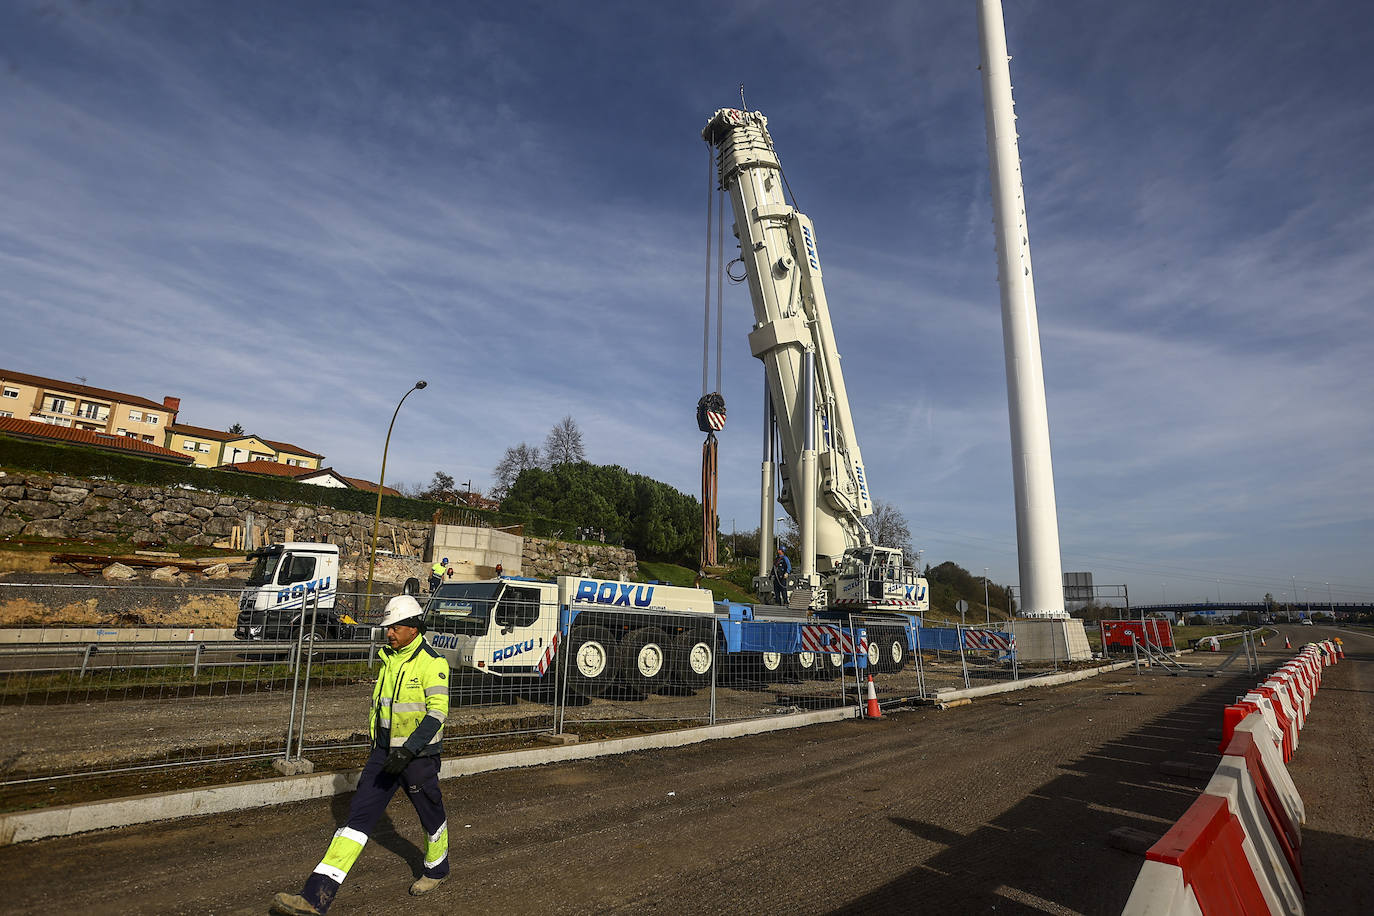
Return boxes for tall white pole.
[977,0,1065,619]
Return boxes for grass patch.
[637,561,754,603]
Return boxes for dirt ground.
[0,624,1366,915]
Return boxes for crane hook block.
[697,392,727,433]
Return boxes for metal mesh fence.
[861,623,1022,702]
[0,582,394,784]
[1,581,878,790]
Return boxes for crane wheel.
[566,625,617,698]
[619,627,671,698]
[672,631,714,689]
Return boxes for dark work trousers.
[299,747,449,913]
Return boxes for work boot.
[409,875,447,896]
[269,892,321,915]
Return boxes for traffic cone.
[1260,634,1266,647]
[1335,639,1344,659]
[1210,638,1219,652]
[1284,635,1292,649]
[865,674,883,719]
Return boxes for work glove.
[382,747,416,775]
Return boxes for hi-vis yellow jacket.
[370,636,449,756]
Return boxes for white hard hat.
[380,594,424,628]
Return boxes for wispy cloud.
[0,1,1370,600]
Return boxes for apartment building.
[166,423,323,471]
[0,369,179,443]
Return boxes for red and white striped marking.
[963,629,1013,651]
[705,410,726,430]
[833,598,922,607]
[536,632,560,675]
[801,625,862,656]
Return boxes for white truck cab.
[233,542,344,640]
[425,578,560,675]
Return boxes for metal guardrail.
[0,639,378,677]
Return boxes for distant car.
[1301,619,1313,626]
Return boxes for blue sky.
[2,1,1371,607]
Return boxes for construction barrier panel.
[1200,763,1304,914]
[1123,642,1339,914]
[1123,794,1273,915]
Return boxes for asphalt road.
[0,624,1366,915]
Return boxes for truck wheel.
[885,632,908,673]
[865,639,883,672]
[293,622,329,664]
[794,651,823,679]
[620,627,672,697]
[566,626,617,698]
[673,631,713,688]
[758,651,784,681]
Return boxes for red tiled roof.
[342,476,402,498]
[218,459,316,478]
[0,368,176,414]
[168,423,236,442]
[168,423,322,459]
[262,438,322,459]
[0,415,193,463]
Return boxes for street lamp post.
[1161,583,1167,604]
[984,567,990,625]
[364,380,428,614]
[1326,582,1333,618]
[1290,576,1298,623]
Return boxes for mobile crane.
[701,108,929,646]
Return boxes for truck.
[232,542,362,642]
[423,572,898,698]
[701,107,938,661]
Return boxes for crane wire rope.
[697,140,728,570]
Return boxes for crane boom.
[702,108,873,575]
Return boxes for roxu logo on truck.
[276,577,332,605]
[574,581,655,608]
[493,639,535,663]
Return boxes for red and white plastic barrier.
[1123,639,1339,914]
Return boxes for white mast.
[977,0,1066,619]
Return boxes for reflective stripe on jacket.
[370,636,450,756]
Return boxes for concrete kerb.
[0,706,858,846]
[887,657,1140,708]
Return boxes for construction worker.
[772,547,791,605]
[270,595,450,915]
[428,557,448,593]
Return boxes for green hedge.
[0,435,569,537]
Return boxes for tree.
[501,462,702,564]
[491,443,542,500]
[418,471,457,502]
[228,423,245,435]
[543,416,586,467]
[862,499,912,556]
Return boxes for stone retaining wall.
[521,537,636,581]
[0,470,431,559]
[0,471,639,585]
